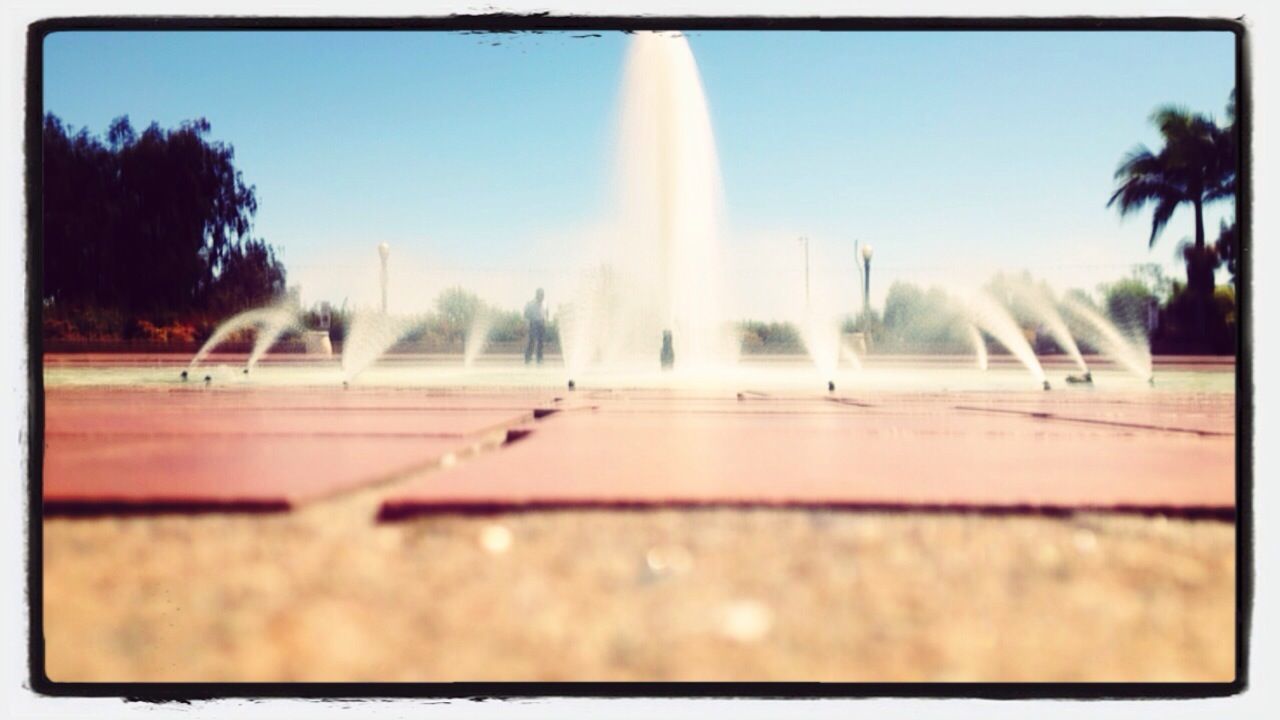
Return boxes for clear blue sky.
[43,30,1236,318]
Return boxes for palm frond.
[1149,195,1180,248]
[1108,145,1183,216]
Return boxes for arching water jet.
[1060,295,1153,383]
[958,290,1048,389]
[186,303,299,378]
[463,310,496,370]
[340,310,430,384]
[1011,282,1090,380]
[245,310,302,373]
[967,324,989,371]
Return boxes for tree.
[1107,100,1236,298]
[1214,219,1239,287]
[42,113,280,316]
[1099,277,1157,336]
[206,238,287,313]
[879,281,966,353]
[434,287,484,345]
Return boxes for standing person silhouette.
[524,288,548,365]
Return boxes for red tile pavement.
[46,406,536,438]
[378,406,1235,519]
[40,386,1236,517]
[44,434,469,513]
[43,387,564,411]
[41,388,546,514]
[942,394,1235,436]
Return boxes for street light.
[860,243,874,314]
[378,242,390,314]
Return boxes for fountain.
[1060,295,1153,383]
[338,242,432,385]
[1009,281,1090,382]
[184,302,300,380]
[839,338,865,371]
[565,31,737,374]
[340,310,429,384]
[244,310,301,374]
[463,310,496,369]
[967,324,989,371]
[957,289,1049,389]
[800,309,842,389]
[174,33,1162,399]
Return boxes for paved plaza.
[40,354,1238,682]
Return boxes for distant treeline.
[290,266,1233,357]
[861,268,1235,356]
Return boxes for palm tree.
[1108,101,1235,297]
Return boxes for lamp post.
[377,242,390,314]
[860,242,874,316]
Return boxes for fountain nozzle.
[243,367,250,375]
[1148,376,1156,387]
[342,380,350,390]
[203,374,212,385]
[1042,380,1051,391]
[827,380,835,393]
[180,370,188,381]
[568,379,576,391]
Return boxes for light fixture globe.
[378,242,390,261]
[861,243,874,262]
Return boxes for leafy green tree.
[488,310,526,343]
[206,238,286,313]
[1099,278,1157,335]
[740,320,803,353]
[434,287,484,345]
[878,281,966,353]
[42,113,280,316]
[1214,219,1239,286]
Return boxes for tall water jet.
[577,31,736,371]
[1060,295,1153,382]
[800,312,841,386]
[561,264,625,379]
[958,290,1048,389]
[186,303,299,377]
[967,323,989,371]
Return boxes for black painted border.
[23,13,1251,702]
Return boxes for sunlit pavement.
[40,353,1237,682]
